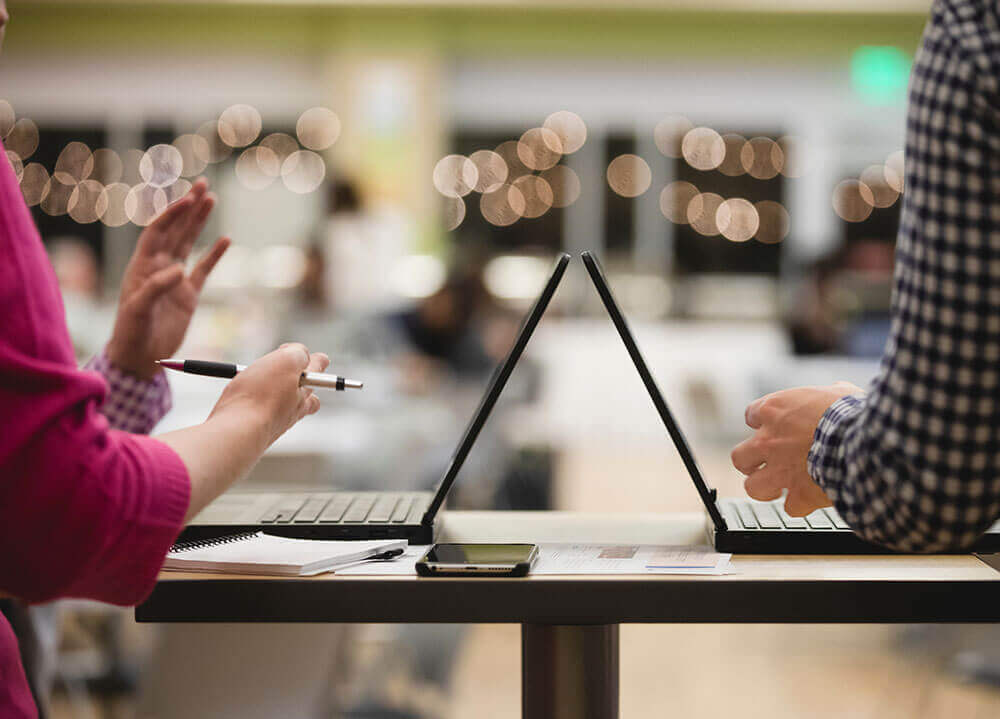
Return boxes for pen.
[156,359,363,391]
[369,548,405,561]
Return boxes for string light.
[481,183,526,227]
[718,134,748,177]
[681,127,725,171]
[172,134,210,178]
[740,137,783,180]
[469,150,508,194]
[281,150,326,194]
[195,121,232,164]
[296,107,340,151]
[6,118,39,160]
[218,104,262,148]
[494,141,531,180]
[659,181,699,224]
[716,198,759,242]
[859,164,899,208]
[754,200,790,244]
[124,183,168,226]
[539,165,581,208]
[90,148,123,185]
[5,151,23,183]
[778,136,804,178]
[512,174,554,218]
[19,163,50,207]
[832,179,875,223]
[432,154,478,198]
[443,196,465,231]
[0,100,14,138]
[687,192,724,236]
[40,176,75,217]
[67,179,106,224]
[139,144,184,188]
[884,150,905,193]
[543,111,587,154]
[517,128,562,171]
[99,183,130,227]
[259,133,299,173]
[654,115,693,158]
[236,146,278,190]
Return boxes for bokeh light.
[754,200,791,244]
[125,183,168,226]
[778,136,804,178]
[716,198,759,243]
[218,104,262,148]
[19,163,50,207]
[5,151,23,183]
[540,165,581,208]
[120,148,145,186]
[606,154,651,197]
[296,107,341,151]
[654,115,694,158]
[389,255,446,299]
[99,183,130,227]
[682,127,725,171]
[718,134,748,177]
[172,134,210,178]
[543,111,587,154]
[484,255,552,301]
[832,179,875,223]
[68,179,106,224]
[6,118,39,160]
[281,150,326,194]
[512,174,554,219]
[54,142,94,184]
[443,196,465,231]
[257,245,307,289]
[859,164,899,208]
[0,100,14,138]
[517,128,562,171]
[90,148,123,185]
[740,137,783,180]
[236,146,278,190]
[163,178,193,205]
[494,140,531,180]
[260,133,299,174]
[432,154,478,198]
[196,121,233,164]
[659,181,699,223]
[140,144,184,188]
[884,150,905,193]
[481,183,526,227]
[687,191,724,236]
[41,177,76,217]
[469,150,508,194]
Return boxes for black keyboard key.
[367,497,398,523]
[391,498,414,523]
[735,502,758,529]
[318,497,354,523]
[751,503,783,529]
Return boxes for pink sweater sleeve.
[0,143,190,605]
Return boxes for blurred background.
[5,0,999,717]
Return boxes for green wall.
[6,3,927,60]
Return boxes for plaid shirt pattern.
[83,349,172,435]
[807,0,1000,552]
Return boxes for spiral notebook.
[165,531,407,576]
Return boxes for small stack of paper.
[531,544,733,575]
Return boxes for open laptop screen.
[581,251,726,531]
[420,253,570,524]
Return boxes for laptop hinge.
[708,488,717,503]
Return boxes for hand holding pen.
[157,358,363,391]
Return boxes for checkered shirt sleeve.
[83,348,172,435]
[807,0,1000,552]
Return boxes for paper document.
[532,544,733,575]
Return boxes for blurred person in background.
[0,6,330,717]
[732,0,1000,553]
[46,237,115,360]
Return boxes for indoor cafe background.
[5,2,996,718]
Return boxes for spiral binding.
[170,530,260,553]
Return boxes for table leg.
[521,623,619,719]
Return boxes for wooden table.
[137,512,1000,719]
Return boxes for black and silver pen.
[156,359,363,391]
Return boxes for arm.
[732,4,1000,551]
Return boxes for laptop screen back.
[421,253,570,524]
[581,251,726,531]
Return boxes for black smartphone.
[415,543,539,577]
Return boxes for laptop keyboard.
[726,499,849,530]
[259,494,416,525]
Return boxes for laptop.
[179,252,571,545]
[582,250,1000,554]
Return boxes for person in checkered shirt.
[731,0,1000,552]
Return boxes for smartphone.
[415,543,539,577]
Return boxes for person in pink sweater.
[0,6,330,716]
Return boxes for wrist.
[206,397,274,455]
[105,339,161,381]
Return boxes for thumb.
[127,263,184,314]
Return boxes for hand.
[731,382,863,516]
[107,178,229,379]
[209,344,330,448]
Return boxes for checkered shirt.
[83,348,172,435]
[807,0,1000,552]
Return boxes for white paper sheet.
[531,544,734,575]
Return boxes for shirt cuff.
[807,393,865,493]
[84,348,172,435]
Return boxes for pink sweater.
[0,142,190,717]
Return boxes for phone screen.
[425,543,536,565]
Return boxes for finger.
[126,263,185,313]
[279,343,311,370]
[135,196,194,254]
[744,466,786,502]
[174,192,216,260]
[745,394,776,429]
[731,437,767,475]
[189,237,230,291]
[148,193,195,236]
[305,352,329,374]
[306,394,321,415]
[784,489,826,518]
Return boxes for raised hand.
[106,178,229,379]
